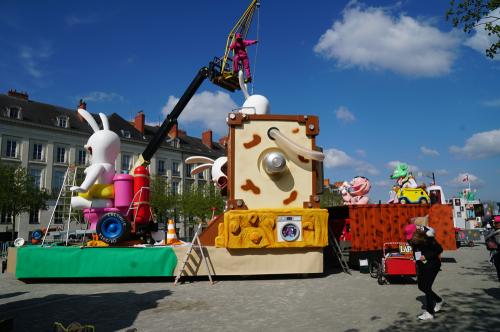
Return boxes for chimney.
[323,178,330,187]
[202,129,213,149]
[8,89,28,100]
[78,99,87,110]
[218,136,228,147]
[134,111,145,134]
[168,123,178,139]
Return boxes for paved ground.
[1,245,498,332]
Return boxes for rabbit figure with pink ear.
[70,108,121,210]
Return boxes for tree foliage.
[320,188,344,208]
[446,0,500,58]
[0,162,50,238]
[149,175,178,222]
[149,176,225,226]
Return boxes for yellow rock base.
[215,208,328,249]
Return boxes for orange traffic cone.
[165,219,183,245]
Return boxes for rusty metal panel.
[348,204,456,251]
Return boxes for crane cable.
[251,4,260,94]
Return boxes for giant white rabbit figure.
[70,108,121,210]
[237,70,270,115]
[185,156,228,192]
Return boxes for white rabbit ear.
[185,156,214,164]
[78,108,100,133]
[190,163,212,175]
[99,113,109,130]
[238,71,250,99]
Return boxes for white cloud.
[313,5,460,77]
[435,169,448,176]
[463,8,500,60]
[448,173,484,187]
[355,149,366,157]
[162,90,237,135]
[420,146,439,157]
[375,180,390,187]
[82,91,124,103]
[324,148,379,175]
[386,160,419,172]
[19,42,52,78]
[335,106,356,123]
[482,98,500,107]
[65,15,98,26]
[450,129,500,159]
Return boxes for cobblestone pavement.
[1,246,498,332]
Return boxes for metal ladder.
[329,228,351,274]
[174,222,213,285]
[42,165,80,246]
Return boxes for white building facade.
[0,90,225,241]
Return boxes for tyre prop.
[96,213,130,244]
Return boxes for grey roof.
[0,93,225,158]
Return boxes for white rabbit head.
[185,156,228,190]
[238,71,270,115]
[78,108,120,165]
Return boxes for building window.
[77,149,87,165]
[121,130,131,138]
[32,143,44,161]
[52,169,66,194]
[56,116,69,128]
[158,159,166,175]
[198,169,205,179]
[55,146,66,163]
[29,209,39,224]
[172,161,180,177]
[171,181,179,195]
[5,139,18,158]
[121,154,131,171]
[4,106,22,119]
[186,164,194,178]
[0,211,13,224]
[29,168,43,189]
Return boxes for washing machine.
[276,215,302,242]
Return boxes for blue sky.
[1,0,499,202]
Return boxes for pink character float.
[230,32,258,83]
[339,176,371,205]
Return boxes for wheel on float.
[369,260,381,278]
[399,197,409,204]
[419,198,428,204]
[96,213,130,244]
[31,229,43,241]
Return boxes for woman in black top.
[411,230,444,320]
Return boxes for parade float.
[6,1,456,280]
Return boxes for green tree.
[0,163,49,239]
[320,187,344,208]
[149,175,178,222]
[446,0,500,58]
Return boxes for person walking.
[485,217,500,281]
[410,229,444,320]
[230,32,258,83]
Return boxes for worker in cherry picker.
[230,32,258,83]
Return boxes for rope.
[251,5,260,94]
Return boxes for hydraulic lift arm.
[134,67,210,168]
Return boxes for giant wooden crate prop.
[214,113,328,249]
[347,204,456,251]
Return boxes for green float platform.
[14,246,178,279]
